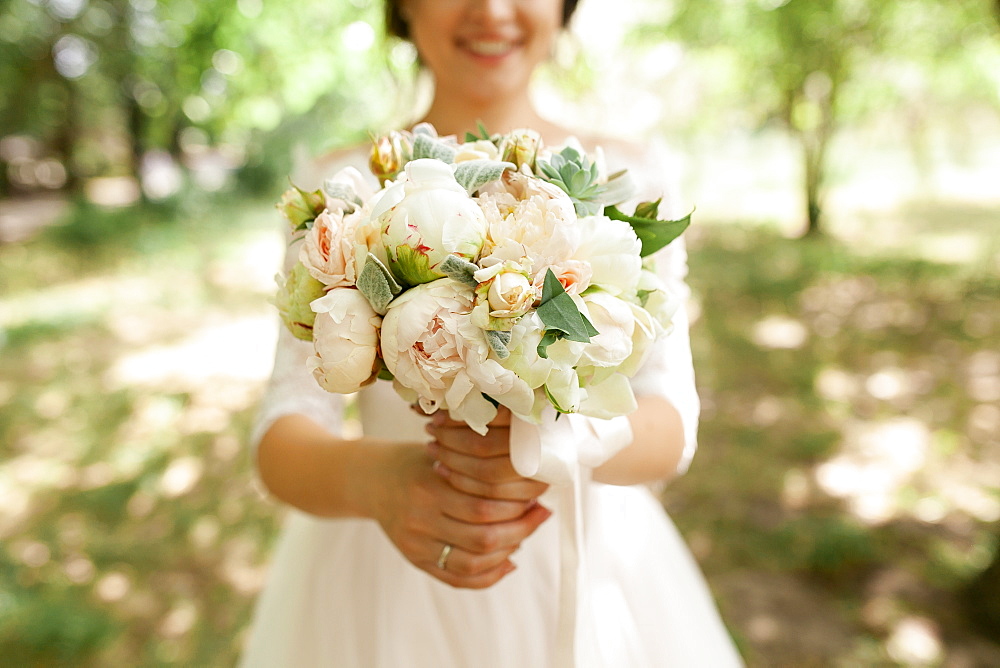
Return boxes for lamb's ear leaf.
[453,160,515,194]
[412,134,457,164]
[356,253,401,315]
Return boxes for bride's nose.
[467,0,517,23]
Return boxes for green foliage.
[0,0,403,195]
[535,269,599,359]
[636,0,1000,232]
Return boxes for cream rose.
[299,208,362,289]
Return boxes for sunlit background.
[1,0,998,665]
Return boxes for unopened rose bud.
[499,129,542,171]
[369,131,409,183]
[277,185,326,231]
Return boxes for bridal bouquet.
[273,124,690,434]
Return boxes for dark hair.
[385,0,581,41]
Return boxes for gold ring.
[437,544,453,570]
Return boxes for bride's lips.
[458,37,522,64]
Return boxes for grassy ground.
[0,192,997,666]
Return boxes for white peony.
[637,266,681,333]
[477,190,579,285]
[571,215,642,296]
[576,292,636,384]
[380,279,535,434]
[308,288,382,394]
[371,159,487,287]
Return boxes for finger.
[438,483,535,524]
[431,443,523,484]
[434,460,548,502]
[441,504,553,555]
[427,542,518,578]
[427,423,510,458]
[432,560,517,590]
[431,406,512,429]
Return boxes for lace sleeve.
[606,140,700,474]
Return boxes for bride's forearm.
[255,414,409,519]
[591,396,686,486]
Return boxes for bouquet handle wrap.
[510,410,633,668]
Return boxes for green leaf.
[605,205,693,257]
[453,160,515,194]
[485,330,512,359]
[536,269,599,345]
[438,254,479,287]
[536,329,561,359]
[356,253,402,314]
[412,134,457,164]
[464,121,493,143]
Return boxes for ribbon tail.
[511,410,591,667]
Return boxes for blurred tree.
[639,0,1000,235]
[0,0,401,198]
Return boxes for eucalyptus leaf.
[605,205,693,257]
[453,160,515,194]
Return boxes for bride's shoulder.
[293,142,372,189]
[313,143,371,174]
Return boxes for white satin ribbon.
[510,409,632,668]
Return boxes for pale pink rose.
[531,259,593,297]
[308,288,382,394]
[380,279,534,434]
[299,208,362,289]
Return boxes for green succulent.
[537,147,607,216]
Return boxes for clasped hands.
[376,407,551,589]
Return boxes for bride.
[241,0,743,665]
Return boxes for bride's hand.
[425,407,550,503]
[373,441,552,590]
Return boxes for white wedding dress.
[240,141,743,667]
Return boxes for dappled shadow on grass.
[669,225,1000,666]
[0,198,285,665]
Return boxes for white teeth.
[466,41,514,57]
